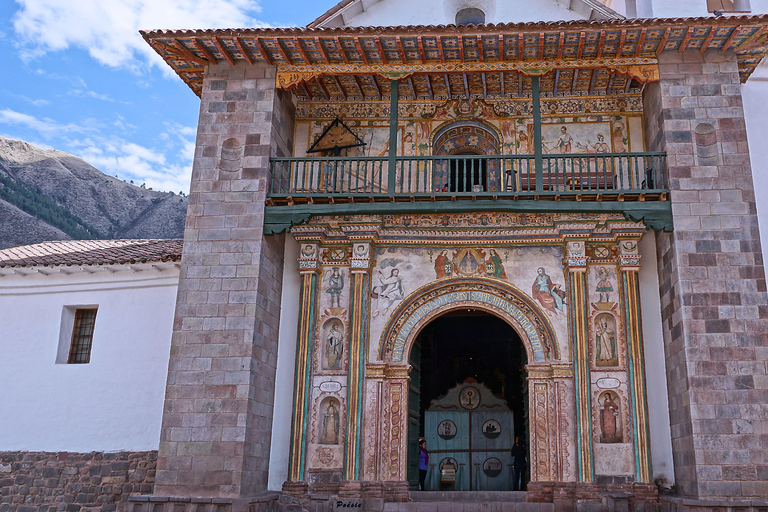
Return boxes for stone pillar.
[565,240,593,482]
[155,61,296,498]
[617,246,652,483]
[344,243,372,481]
[643,50,768,498]
[287,244,320,484]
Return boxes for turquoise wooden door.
[425,411,470,490]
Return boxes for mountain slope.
[0,136,188,249]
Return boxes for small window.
[707,0,750,12]
[67,308,97,364]
[456,8,485,25]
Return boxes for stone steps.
[383,493,552,512]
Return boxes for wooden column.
[388,80,399,193]
[566,240,593,482]
[618,248,652,483]
[288,244,320,482]
[532,75,543,192]
[344,243,372,481]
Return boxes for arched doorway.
[432,119,501,192]
[367,278,572,492]
[406,309,528,491]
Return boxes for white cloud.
[0,108,83,135]
[13,0,265,72]
[0,109,195,193]
[69,89,115,102]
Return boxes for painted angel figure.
[372,268,404,317]
[595,267,614,303]
[325,267,344,307]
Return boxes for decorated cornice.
[289,212,647,246]
[296,94,644,119]
[141,15,768,97]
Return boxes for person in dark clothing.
[511,436,528,491]
[418,439,429,490]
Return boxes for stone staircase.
[383,492,553,512]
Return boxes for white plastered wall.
[339,0,582,27]
[741,59,768,269]
[268,236,300,490]
[639,232,675,485]
[0,267,177,452]
[636,0,765,17]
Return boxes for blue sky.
[0,0,333,193]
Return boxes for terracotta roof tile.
[0,239,183,268]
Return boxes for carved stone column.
[617,242,652,483]
[382,364,410,501]
[565,240,594,482]
[287,243,320,484]
[344,242,372,482]
[527,365,555,483]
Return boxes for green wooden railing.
[268,152,667,200]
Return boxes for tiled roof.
[140,14,768,97]
[0,239,183,268]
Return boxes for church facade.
[4,1,768,512]
[138,1,768,508]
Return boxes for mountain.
[0,136,188,249]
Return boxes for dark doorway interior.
[407,309,528,490]
[448,153,487,192]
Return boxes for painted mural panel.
[367,245,568,363]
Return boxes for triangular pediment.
[309,0,624,29]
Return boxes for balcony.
[264,152,672,233]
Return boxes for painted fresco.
[587,262,623,369]
[294,95,644,159]
[367,245,568,363]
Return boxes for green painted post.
[532,76,543,193]
[388,79,399,193]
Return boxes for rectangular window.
[707,0,751,12]
[67,308,98,364]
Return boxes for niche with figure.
[322,319,344,370]
[594,313,618,367]
[318,397,341,445]
[597,391,622,444]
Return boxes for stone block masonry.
[643,50,768,499]
[0,451,156,512]
[154,61,295,498]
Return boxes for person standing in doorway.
[418,439,429,490]
[511,436,528,491]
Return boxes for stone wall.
[0,451,155,512]
[643,50,768,498]
[155,61,295,499]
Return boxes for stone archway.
[361,278,576,488]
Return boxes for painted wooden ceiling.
[141,15,768,98]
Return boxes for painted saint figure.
[600,393,620,443]
[485,249,507,279]
[325,267,344,307]
[435,250,452,279]
[532,267,566,315]
[373,268,404,317]
[325,322,343,369]
[596,267,614,303]
[557,126,573,154]
[321,400,340,444]
[595,316,617,364]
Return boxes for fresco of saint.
[532,267,566,315]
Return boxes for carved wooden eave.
[141,15,768,98]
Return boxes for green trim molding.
[263,199,673,235]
